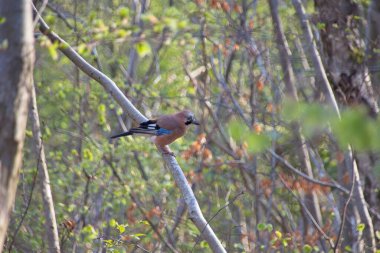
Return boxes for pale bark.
[30,83,61,253]
[35,11,226,253]
[0,0,34,250]
[367,0,380,96]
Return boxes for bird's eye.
[185,116,193,125]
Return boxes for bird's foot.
[162,151,176,157]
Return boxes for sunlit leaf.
[118,7,129,18]
[303,244,312,253]
[135,41,151,57]
[357,223,365,233]
[246,133,271,153]
[109,219,117,227]
[257,223,266,231]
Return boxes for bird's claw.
[162,151,176,157]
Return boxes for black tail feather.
[110,131,133,139]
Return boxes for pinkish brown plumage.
[111,110,199,156]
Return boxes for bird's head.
[178,110,200,126]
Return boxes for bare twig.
[192,191,244,251]
[333,162,356,252]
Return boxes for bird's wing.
[138,120,173,136]
[111,120,172,139]
[156,115,180,130]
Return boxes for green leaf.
[117,224,125,233]
[104,239,114,247]
[228,119,249,143]
[83,148,93,161]
[77,43,89,55]
[115,29,130,38]
[257,223,266,231]
[303,244,312,253]
[139,220,149,225]
[118,7,130,18]
[98,104,107,125]
[47,42,59,60]
[132,233,145,237]
[45,14,56,26]
[135,41,152,57]
[246,133,271,153]
[109,219,117,227]
[82,225,97,240]
[376,230,380,240]
[0,17,6,24]
[357,223,365,233]
[332,108,378,151]
[316,22,326,30]
[345,245,352,252]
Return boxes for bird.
[111,110,200,156]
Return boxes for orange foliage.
[256,79,264,92]
[146,206,162,219]
[342,172,351,185]
[266,103,273,113]
[249,19,254,29]
[120,235,132,241]
[235,142,248,159]
[213,43,223,53]
[61,219,76,232]
[336,151,344,163]
[279,173,332,195]
[182,133,213,163]
[126,202,137,224]
[233,3,242,13]
[260,178,273,197]
[186,169,204,184]
[146,15,159,25]
[253,123,262,134]
[210,0,221,9]
[221,1,230,12]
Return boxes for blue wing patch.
[157,128,173,136]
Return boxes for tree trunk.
[0,0,34,250]
[30,83,61,253]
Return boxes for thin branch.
[333,162,356,252]
[192,191,245,251]
[268,149,349,194]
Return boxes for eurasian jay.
[111,110,200,156]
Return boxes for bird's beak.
[192,119,200,125]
